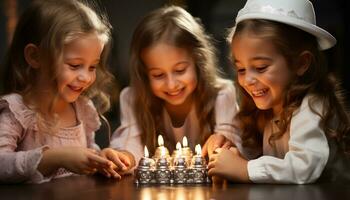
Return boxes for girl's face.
[56,33,104,103]
[231,33,293,115]
[141,43,198,108]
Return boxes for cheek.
[149,79,162,94]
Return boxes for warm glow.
[158,135,164,146]
[195,144,201,155]
[176,142,182,150]
[182,136,188,147]
[144,146,149,158]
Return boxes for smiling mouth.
[68,85,83,92]
[251,89,268,97]
[166,88,184,96]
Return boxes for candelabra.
[135,135,211,185]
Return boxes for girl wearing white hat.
[208,0,350,184]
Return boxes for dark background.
[1,0,349,147]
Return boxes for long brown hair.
[1,0,115,115]
[230,19,350,152]
[129,5,230,153]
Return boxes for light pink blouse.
[0,93,101,184]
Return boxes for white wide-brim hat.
[232,0,336,50]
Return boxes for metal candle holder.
[135,141,211,185]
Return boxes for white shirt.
[240,95,329,184]
[110,83,239,163]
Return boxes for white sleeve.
[213,83,240,144]
[247,99,329,184]
[109,87,143,163]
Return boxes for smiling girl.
[0,0,128,183]
[104,5,239,163]
[208,0,350,184]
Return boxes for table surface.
[0,175,349,200]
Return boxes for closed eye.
[236,68,246,75]
[256,65,268,72]
[89,66,97,72]
[151,73,164,79]
[69,64,81,70]
[175,68,186,74]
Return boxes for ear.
[24,44,41,69]
[296,51,312,76]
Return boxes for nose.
[244,70,257,86]
[77,69,92,83]
[166,74,178,90]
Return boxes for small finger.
[214,148,222,154]
[88,153,113,167]
[229,147,239,154]
[110,155,127,171]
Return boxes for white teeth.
[167,89,183,96]
[252,89,267,97]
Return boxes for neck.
[165,95,194,127]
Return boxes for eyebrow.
[148,61,189,71]
[234,56,272,64]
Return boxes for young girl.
[0,0,131,183]
[104,5,239,163]
[208,0,350,184]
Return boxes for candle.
[154,135,170,159]
[171,142,182,158]
[135,146,154,184]
[181,136,193,164]
[189,144,207,183]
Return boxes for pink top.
[0,93,101,184]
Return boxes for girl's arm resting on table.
[248,100,329,184]
[38,147,113,176]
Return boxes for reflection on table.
[0,174,349,200]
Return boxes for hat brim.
[236,13,336,50]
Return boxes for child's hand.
[59,147,113,175]
[38,147,113,176]
[208,147,250,183]
[202,134,233,157]
[99,148,136,178]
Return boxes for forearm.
[37,148,62,176]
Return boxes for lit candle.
[173,143,187,184]
[181,136,193,164]
[154,135,170,159]
[171,142,182,158]
[135,146,154,184]
[192,144,205,166]
[190,144,207,184]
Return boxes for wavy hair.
[1,0,115,115]
[129,5,230,153]
[229,19,350,152]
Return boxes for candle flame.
[158,135,164,146]
[144,146,149,158]
[176,142,182,150]
[195,144,201,155]
[182,136,188,147]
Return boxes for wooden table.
[0,175,349,200]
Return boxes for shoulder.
[0,93,36,129]
[119,86,137,105]
[293,95,324,118]
[215,80,238,103]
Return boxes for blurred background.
[1,0,349,147]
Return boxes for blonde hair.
[1,0,115,131]
[129,5,231,153]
